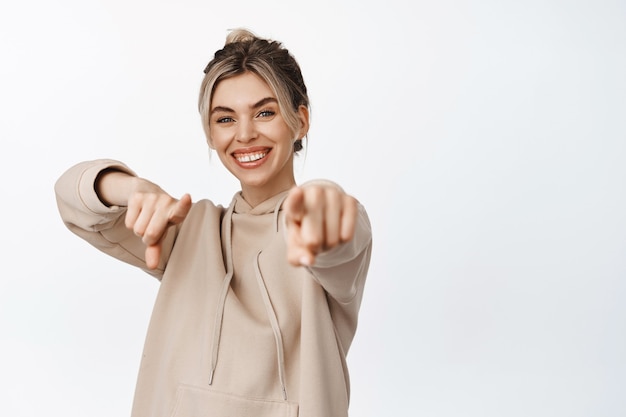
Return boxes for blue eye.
[258,110,275,118]
[216,117,234,123]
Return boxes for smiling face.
[209,72,309,206]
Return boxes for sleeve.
[54,159,176,279]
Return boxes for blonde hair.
[199,29,309,152]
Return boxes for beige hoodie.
[55,159,372,417]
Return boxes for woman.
[55,29,372,417]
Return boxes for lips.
[232,147,271,166]
[235,151,267,163]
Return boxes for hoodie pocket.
[170,384,298,417]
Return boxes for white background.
[1,0,625,415]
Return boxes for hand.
[124,180,192,270]
[283,184,358,267]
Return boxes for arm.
[55,159,192,275]
[283,182,373,302]
[95,168,192,269]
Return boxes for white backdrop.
[1,0,625,415]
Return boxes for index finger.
[283,187,305,225]
[145,243,162,270]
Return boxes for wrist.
[95,168,135,207]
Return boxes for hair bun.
[225,28,259,45]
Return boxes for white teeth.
[236,152,267,162]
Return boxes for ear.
[296,105,310,139]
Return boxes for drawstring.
[208,193,290,400]
[208,203,235,385]
[254,251,288,400]
[262,193,291,400]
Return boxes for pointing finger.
[299,186,325,252]
[283,187,305,225]
[145,243,162,270]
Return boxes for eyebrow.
[210,97,278,116]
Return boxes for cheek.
[262,122,295,142]
[209,129,228,151]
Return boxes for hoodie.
[54,159,372,417]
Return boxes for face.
[209,72,309,205]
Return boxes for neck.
[240,177,296,207]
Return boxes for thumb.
[168,193,192,225]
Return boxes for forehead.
[211,72,275,108]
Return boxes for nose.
[235,119,257,143]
